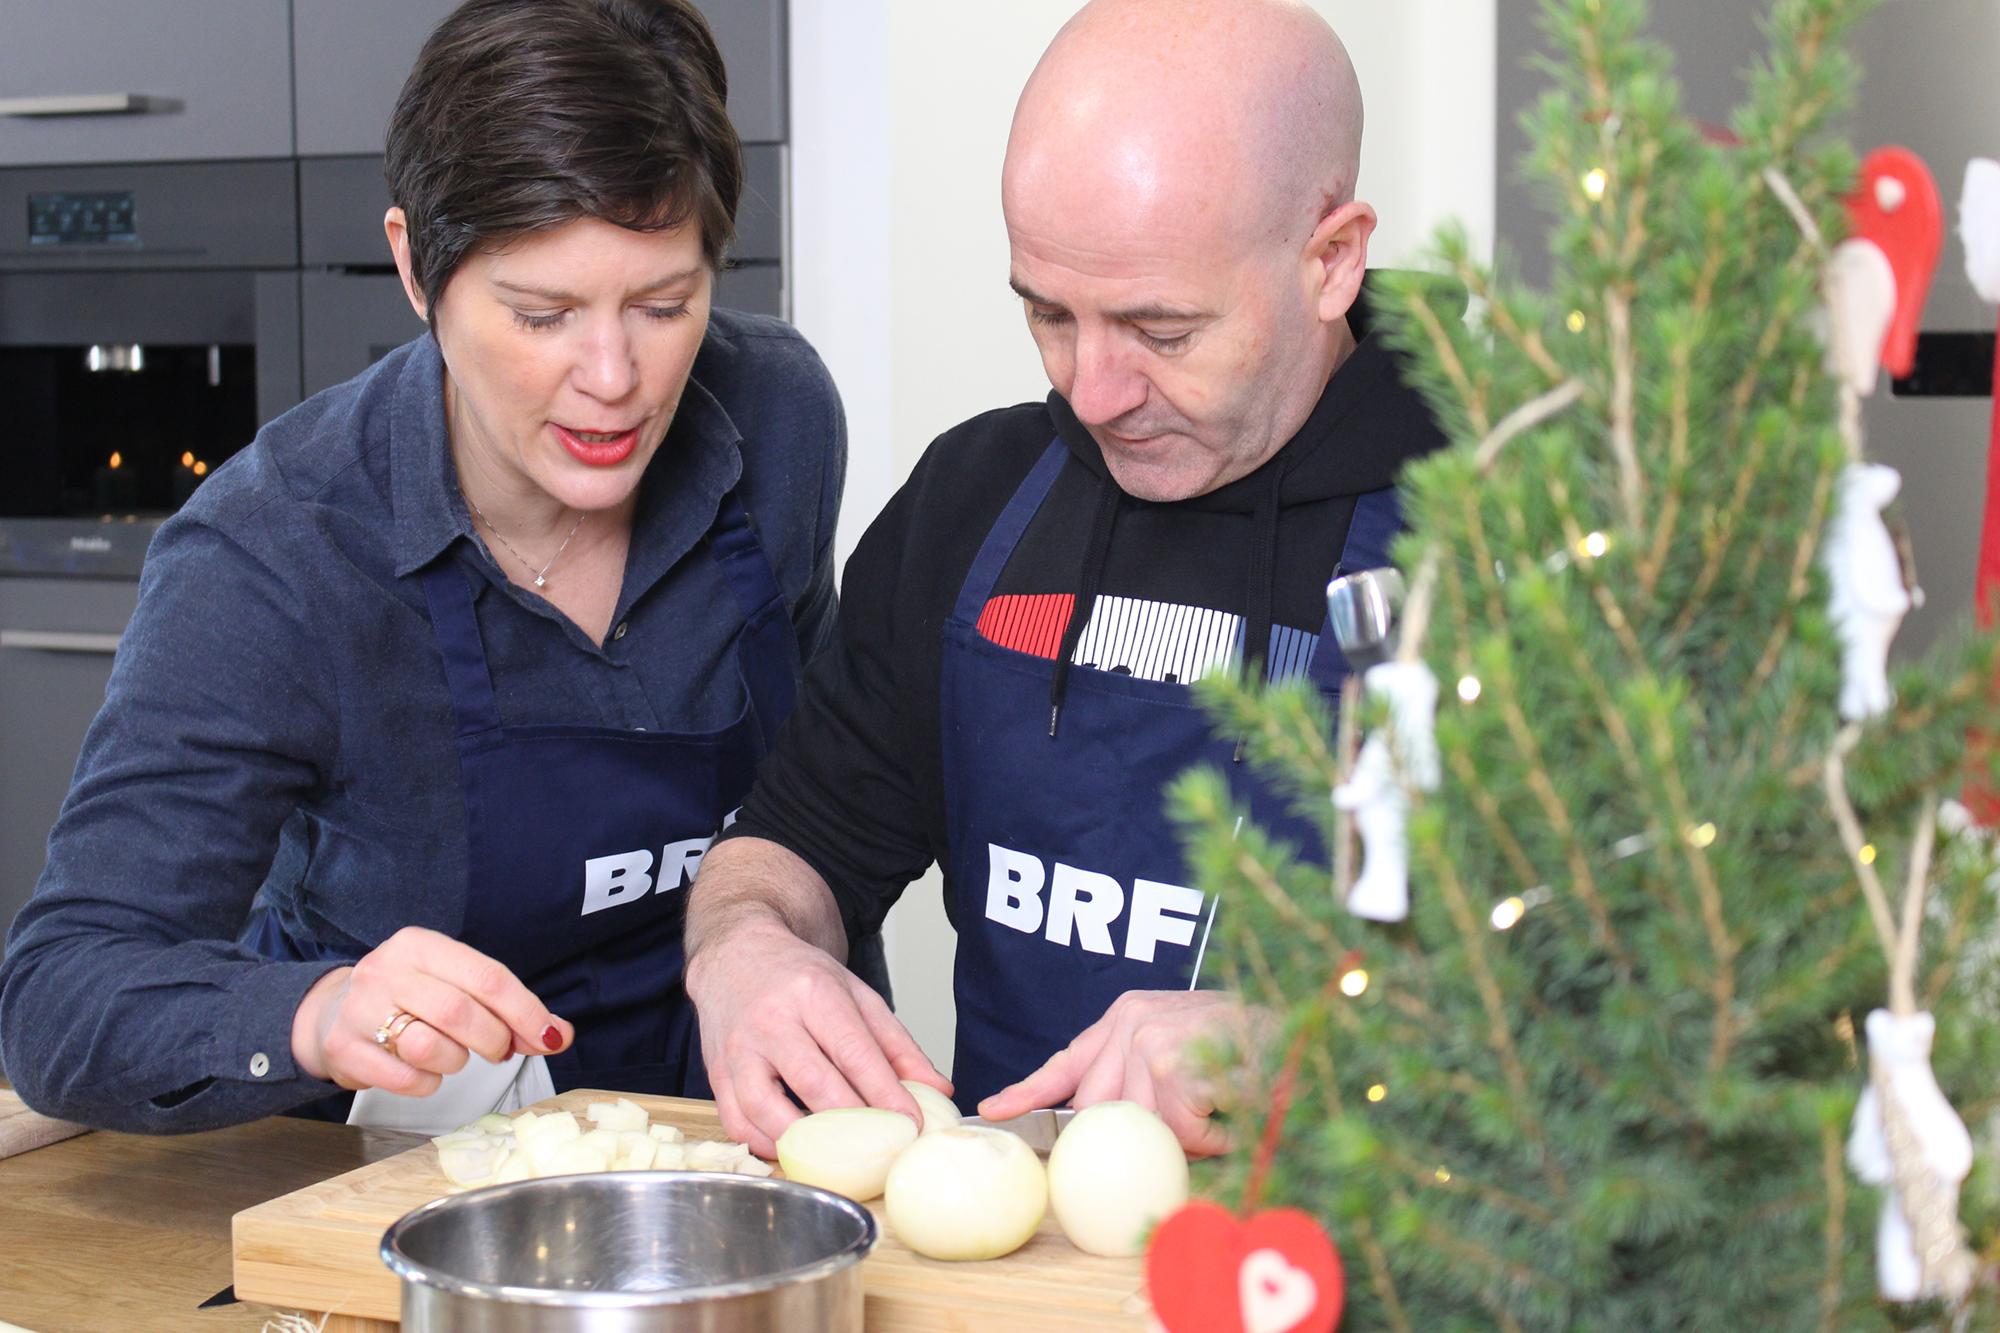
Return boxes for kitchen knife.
[960,1107,1074,1152]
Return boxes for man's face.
[1008,189,1349,503]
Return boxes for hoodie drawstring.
[1234,463,1285,761]
[1049,475,1122,738]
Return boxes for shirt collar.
[390,336,472,578]
[390,334,747,600]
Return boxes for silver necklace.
[465,495,585,589]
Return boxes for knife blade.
[960,1107,1074,1152]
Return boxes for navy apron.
[255,491,797,1100]
[939,441,1399,1109]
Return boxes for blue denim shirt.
[0,309,844,1132]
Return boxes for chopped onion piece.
[543,1140,611,1176]
[586,1097,649,1135]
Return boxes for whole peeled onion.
[1045,1101,1188,1256]
[885,1125,1048,1260]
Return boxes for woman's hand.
[289,926,572,1095]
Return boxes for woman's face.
[390,211,712,512]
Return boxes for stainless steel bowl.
[380,1171,878,1332]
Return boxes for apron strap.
[1306,485,1405,696]
[706,492,798,744]
[951,439,1070,625]
[421,560,503,739]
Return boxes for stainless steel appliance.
[381,1173,876,1332]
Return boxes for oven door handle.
[0,94,183,118]
[0,630,122,655]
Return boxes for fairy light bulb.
[1339,968,1369,997]
[1581,531,1609,558]
[1366,1084,1387,1103]
[1490,896,1526,930]
[1858,844,1877,865]
[1584,168,1608,200]
[108,452,123,469]
[1687,822,1717,848]
[1567,309,1587,333]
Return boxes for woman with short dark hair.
[0,0,858,1133]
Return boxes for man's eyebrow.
[492,268,704,302]
[1105,302,1209,323]
[1007,278,1208,324]
[1009,276,1062,309]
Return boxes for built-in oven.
[0,158,299,529]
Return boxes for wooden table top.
[0,1101,423,1333]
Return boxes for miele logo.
[580,811,738,916]
[69,536,112,552]
[983,843,1207,962]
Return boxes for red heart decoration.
[1146,1201,1345,1333]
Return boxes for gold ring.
[373,1011,419,1060]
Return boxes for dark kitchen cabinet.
[290,0,463,158]
[291,0,786,156]
[0,577,137,951]
[0,0,293,166]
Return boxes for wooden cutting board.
[233,1089,1153,1332]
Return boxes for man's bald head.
[1002,0,1375,502]
[1006,0,1362,255]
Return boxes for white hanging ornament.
[1824,463,1911,721]
[1363,659,1441,792]
[1959,156,2000,305]
[1846,1009,1977,1301]
[1333,733,1408,923]
[1825,238,1898,396]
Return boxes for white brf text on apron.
[984,842,1206,962]
[579,809,740,916]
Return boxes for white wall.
[789,0,1497,1077]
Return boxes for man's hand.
[685,837,951,1158]
[976,990,1258,1157]
[289,926,571,1095]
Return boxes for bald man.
[684,0,1448,1157]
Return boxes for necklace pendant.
[534,575,547,588]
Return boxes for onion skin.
[776,1107,920,1201]
[1045,1101,1189,1257]
[886,1126,1048,1261]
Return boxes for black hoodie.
[725,278,1449,943]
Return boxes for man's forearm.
[686,836,849,963]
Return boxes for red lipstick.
[553,424,638,467]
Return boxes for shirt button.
[249,1052,271,1078]
[613,621,629,640]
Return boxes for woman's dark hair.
[385,0,742,319]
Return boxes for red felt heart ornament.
[1146,1201,1345,1333]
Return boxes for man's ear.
[1304,199,1376,325]
[384,208,431,324]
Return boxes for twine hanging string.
[1767,163,1976,1303]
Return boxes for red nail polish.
[543,1025,564,1052]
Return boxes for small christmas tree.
[1175,1,2000,1328]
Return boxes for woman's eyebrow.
[492,268,705,302]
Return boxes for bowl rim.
[379,1170,879,1308]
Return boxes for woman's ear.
[384,208,430,323]
[1305,199,1377,326]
